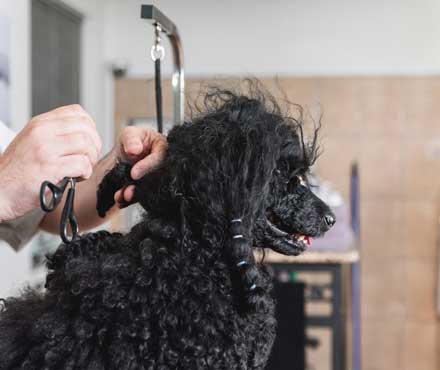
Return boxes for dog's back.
[0,217,275,370]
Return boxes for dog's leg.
[96,161,134,217]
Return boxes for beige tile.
[314,136,361,201]
[357,78,405,137]
[401,137,440,202]
[402,322,438,370]
[361,256,407,320]
[315,77,363,136]
[272,77,319,108]
[402,201,439,259]
[361,199,404,257]
[404,257,437,322]
[402,77,440,138]
[358,136,404,199]
[361,319,404,370]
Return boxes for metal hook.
[151,23,165,61]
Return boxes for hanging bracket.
[141,5,184,125]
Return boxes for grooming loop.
[150,24,165,61]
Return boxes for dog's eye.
[289,175,307,188]
[297,176,307,187]
[285,175,307,192]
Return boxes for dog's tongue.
[305,236,312,246]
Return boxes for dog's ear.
[96,162,134,217]
[155,92,287,311]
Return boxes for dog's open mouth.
[266,214,313,254]
[293,234,312,246]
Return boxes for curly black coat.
[0,86,335,370]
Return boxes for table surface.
[255,246,360,264]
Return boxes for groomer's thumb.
[121,128,144,156]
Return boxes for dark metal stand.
[271,264,348,370]
[350,163,361,370]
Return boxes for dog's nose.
[324,214,336,228]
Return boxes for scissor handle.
[60,185,78,243]
[40,179,67,212]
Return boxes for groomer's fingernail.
[125,140,142,154]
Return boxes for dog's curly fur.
[0,84,335,370]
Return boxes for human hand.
[113,126,167,208]
[0,105,102,222]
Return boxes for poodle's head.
[98,85,335,257]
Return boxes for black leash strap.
[155,58,163,133]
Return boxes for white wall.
[0,0,110,144]
[103,0,440,77]
[0,0,30,131]
[60,0,112,150]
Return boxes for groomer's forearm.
[39,149,119,233]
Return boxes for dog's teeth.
[297,235,305,241]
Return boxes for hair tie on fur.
[249,284,257,291]
[236,260,248,267]
[230,219,244,238]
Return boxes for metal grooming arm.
[141,5,185,125]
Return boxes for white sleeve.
[0,209,44,251]
[0,120,16,153]
[0,120,44,250]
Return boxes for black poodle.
[0,85,335,370]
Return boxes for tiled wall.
[276,77,440,370]
[115,77,440,370]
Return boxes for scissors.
[39,177,79,244]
